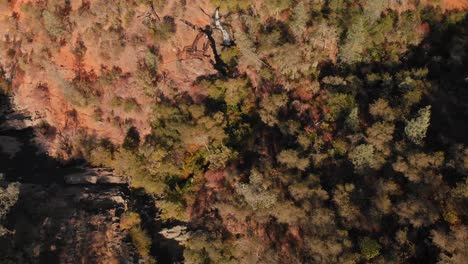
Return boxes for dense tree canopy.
[1,0,467,263]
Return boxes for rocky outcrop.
[65,168,126,185]
[1,80,189,264]
[159,225,191,244]
[0,93,139,263]
[0,183,135,264]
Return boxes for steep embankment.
[0,93,186,263]
[0,0,221,159]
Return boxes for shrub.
[151,16,176,41]
[92,108,104,122]
[0,68,11,94]
[264,0,293,13]
[144,48,160,75]
[211,0,253,11]
[110,96,123,108]
[453,178,468,198]
[158,200,188,221]
[129,227,153,260]
[42,10,66,39]
[359,237,381,260]
[120,211,141,230]
[88,145,114,167]
[220,47,240,69]
[123,98,141,113]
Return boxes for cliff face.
[1,184,132,263]
[0,94,186,263]
[0,0,220,159]
[0,92,133,263]
[1,1,467,264]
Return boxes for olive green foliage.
[326,93,357,121]
[157,200,188,221]
[206,145,236,169]
[151,16,176,41]
[345,107,360,131]
[271,44,311,80]
[290,1,308,38]
[66,4,465,264]
[184,232,238,264]
[211,0,253,11]
[338,1,424,64]
[120,211,141,230]
[129,227,153,260]
[359,237,381,260]
[119,210,153,261]
[7,2,465,264]
[220,47,240,69]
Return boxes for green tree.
[233,21,262,71]
[359,237,381,260]
[326,93,356,122]
[405,106,431,145]
[349,144,377,170]
[366,122,394,154]
[277,149,310,171]
[339,16,369,64]
[290,1,308,38]
[259,94,288,127]
[369,98,396,121]
[236,169,277,210]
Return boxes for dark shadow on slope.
[0,91,184,263]
[129,189,185,264]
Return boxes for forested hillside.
[0,0,467,263]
